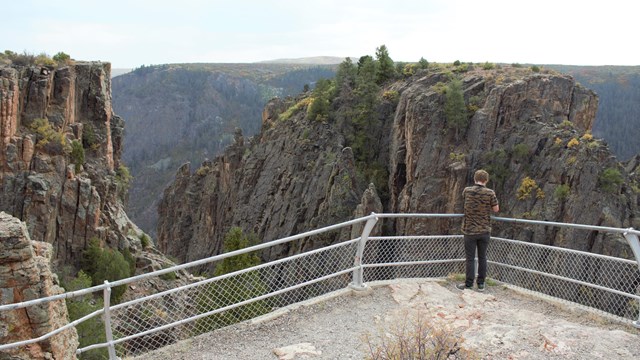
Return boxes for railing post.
[350,213,379,291]
[622,229,640,329]
[103,280,118,359]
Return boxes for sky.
[2,0,636,69]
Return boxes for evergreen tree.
[445,78,467,142]
[352,57,380,163]
[357,55,374,71]
[195,227,269,334]
[418,57,429,69]
[307,78,334,122]
[375,44,395,84]
[335,57,357,95]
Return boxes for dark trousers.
[464,233,490,287]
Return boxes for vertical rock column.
[0,211,79,360]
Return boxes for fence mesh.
[2,221,640,359]
[110,240,358,358]
[362,236,466,281]
[489,237,640,321]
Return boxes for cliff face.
[157,96,374,265]
[112,64,336,238]
[0,62,140,268]
[390,71,636,256]
[0,212,79,360]
[157,66,639,267]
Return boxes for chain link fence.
[1,214,639,359]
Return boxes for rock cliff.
[158,65,639,267]
[0,212,78,360]
[0,62,144,269]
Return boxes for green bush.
[194,227,268,335]
[554,184,571,200]
[482,61,495,70]
[81,238,132,303]
[62,270,108,360]
[70,140,85,173]
[139,233,151,249]
[512,143,530,160]
[52,51,71,65]
[598,168,623,193]
[531,65,541,73]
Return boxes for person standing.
[457,169,499,291]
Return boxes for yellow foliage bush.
[581,132,593,141]
[517,176,539,200]
[567,138,580,148]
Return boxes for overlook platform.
[132,279,640,359]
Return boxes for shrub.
[62,270,108,360]
[554,184,570,200]
[140,233,151,249]
[598,168,623,193]
[453,60,461,66]
[560,120,574,129]
[29,118,68,152]
[116,164,132,192]
[432,82,448,94]
[70,140,85,173]
[512,143,530,160]
[531,65,541,73]
[363,314,474,359]
[482,61,495,70]
[82,123,99,150]
[382,90,399,103]
[449,152,465,162]
[581,132,593,141]
[279,97,313,121]
[52,51,71,65]
[81,238,131,303]
[517,176,539,200]
[402,63,418,77]
[194,227,269,335]
[567,138,580,148]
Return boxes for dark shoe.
[477,283,485,292]
[456,283,472,290]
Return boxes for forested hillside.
[112,63,336,236]
[547,65,640,160]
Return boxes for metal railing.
[1,213,639,359]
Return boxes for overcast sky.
[2,0,635,68]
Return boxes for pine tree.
[375,44,395,84]
[445,78,467,142]
[418,57,429,69]
[335,57,357,95]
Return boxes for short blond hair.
[474,169,489,183]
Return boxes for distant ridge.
[258,56,353,65]
[111,68,133,77]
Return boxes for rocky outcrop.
[112,65,336,238]
[158,101,363,266]
[0,212,78,359]
[0,62,144,269]
[158,66,639,269]
[389,69,637,257]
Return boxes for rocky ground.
[130,279,640,360]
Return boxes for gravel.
[132,279,640,360]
